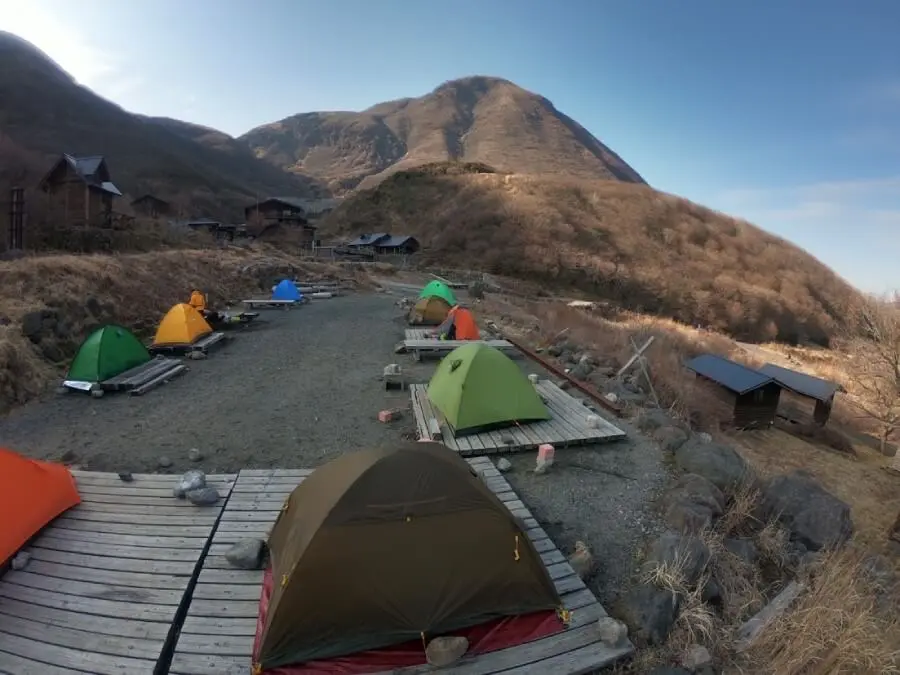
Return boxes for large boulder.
[615,584,680,646]
[645,532,711,586]
[666,474,725,515]
[674,440,753,493]
[761,470,853,550]
[655,426,689,453]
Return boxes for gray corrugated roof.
[99,181,122,196]
[758,363,840,402]
[268,196,308,211]
[684,354,774,395]
[378,235,418,248]
[346,233,390,246]
[65,154,105,179]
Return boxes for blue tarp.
[272,279,302,302]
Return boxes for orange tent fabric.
[448,306,480,340]
[153,303,213,347]
[189,290,207,312]
[0,448,80,565]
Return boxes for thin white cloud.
[0,3,141,102]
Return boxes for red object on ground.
[0,447,81,566]
[252,566,564,674]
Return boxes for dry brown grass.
[0,247,364,412]
[323,167,860,344]
[742,548,900,674]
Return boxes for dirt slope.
[240,76,645,193]
[321,165,860,344]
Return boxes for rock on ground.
[761,470,853,550]
[174,470,206,498]
[186,487,220,506]
[674,439,753,493]
[595,616,629,647]
[645,531,711,587]
[225,538,267,569]
[614,583,680,645]
[654,426,688,452]
[426,636,469,666]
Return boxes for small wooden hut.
[685,354,782,429]
[757,363,843,427]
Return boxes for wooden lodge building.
[345,233,421,254]
[38,154,123,226]
[244,197,317,246]
[131,194,171,218]
[757,362,843,427]
[684,354,782,429]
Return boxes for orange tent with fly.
[0,447,80,565]
[152,303,213,348]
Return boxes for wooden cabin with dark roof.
[38,154,122,226]
[244,197,317,246]
[757,362,843,426]
[684,354,782,429]
[131,194,171,218]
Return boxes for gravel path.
[0,293,416,474]
[0,287,667,608]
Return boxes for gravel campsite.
[0,287,667,609]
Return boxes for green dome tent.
[418,280,457,306]
[67,325,151,384]
[427,343,550,436]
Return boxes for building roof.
[346,233,391,247]
[40,154,122,196]
[248,196,331,212]
[378,235,418,248]
[684,354,774,395]
[757,363,842,402]
[131,194,170,205]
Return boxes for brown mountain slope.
[321,163,859,345]
[240,76,645,193]
[0,32,324,220]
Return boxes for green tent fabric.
[427,343,550,435]
[67,325,151,383]
[418,280,457,306]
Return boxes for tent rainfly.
[272,279,303,302]
[408,295,452,325]
[66,325,151,385]
[418,280,457,307]
[0,447,80,566]
[428,343,550,435]
[152,303,213,348]
[255,442,563,669]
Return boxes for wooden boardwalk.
[0,470,235,674]
[169,461,632,674]
[411,380,626,455]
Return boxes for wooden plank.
[0,470,235,675]
[408,381,625,456]
[131,363,188,396]
[170,464,629,675]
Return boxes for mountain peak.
[241,75,645,192]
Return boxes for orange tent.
[0,448,80,565]
[152,302,213,348]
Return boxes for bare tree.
[843,294,900,455]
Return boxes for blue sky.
[2,0,899,292]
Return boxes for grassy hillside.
[0,32,324,220]
[322,164,860,344]
[241,76,645,193]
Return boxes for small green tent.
[428,343,550,435]
[67,325,151,384]
[418,280,457,306]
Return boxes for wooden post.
[8,187,24,250]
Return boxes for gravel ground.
[0,292,418,474]
[0,285,668,608]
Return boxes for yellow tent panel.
[153,303,213,347]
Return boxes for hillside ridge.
[240,75,645,193]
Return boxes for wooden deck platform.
[0,469,235,674]
[411,380,627,455]
[149,332,228,357]
[62,356,187,396]
[169,462,631,674]
[241,299,298,310]
[397,331,518,360]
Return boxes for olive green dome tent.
[418,280,457,306]
[427,343,550,436]
[66,325,151,384]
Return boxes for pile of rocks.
[613,410,855,672]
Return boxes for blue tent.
[272,279,302,302]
